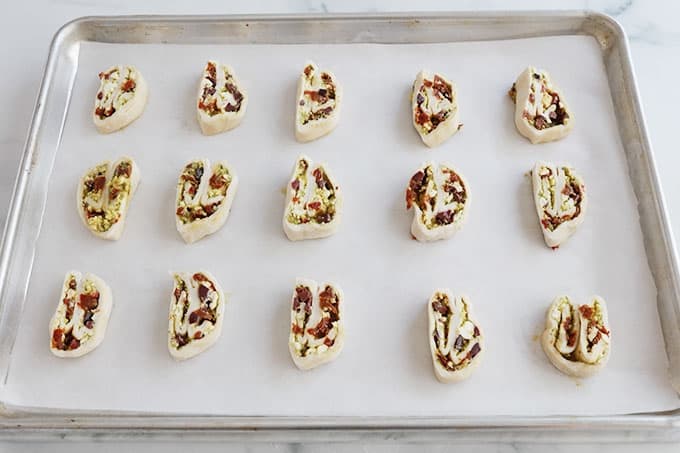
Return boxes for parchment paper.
[4,36,679,416]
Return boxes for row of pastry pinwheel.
[93,62,571,146]
[76,154,341,243]
[48,270,610,380]
[77,156,586,248]
[406,160,587,248]
[77,156,239,243]
[77,155,333,243]
[414,66,573,146]
[49,270,229,360]
[47,271,342,365]
[427,290,611,382]
[92,60,338,142]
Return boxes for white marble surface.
[1,0,680,450]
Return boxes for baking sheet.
[3,35,678,416]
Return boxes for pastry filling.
[431,293,482,372]
[286,158,337,226]
[414,74,455,134]
[536,165,583,231]
[510,70,569,130]
[577,301,611,363]
[198,61,244,117]
[290,284,340,358]
[169,273,220,350]
[95,66,139,119]
[548,297,610,365]
[406,164,467,229]
[81,159,134,233]
[298,64,337,125]
[176,161,232,224]
[51,275,101,352]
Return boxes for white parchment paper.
[4,36,679,416]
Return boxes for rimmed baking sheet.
[2,35,678,417]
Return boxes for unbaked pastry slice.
[295,61,341,142]
[93,65,148,133]
[405,161,469,242]
[289,278,344,370]
[175,159,238,244]
[428,289,483,383]
[168,271,226,360]
[541,295,611,378]
[509,67,573,144]
[283,155,342,241]
[196,60,248,135]
[532,161,587,248]
[77,157,140,241]
[411,70,461,147]
[49,271,113,358]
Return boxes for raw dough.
[427,289,484,383]
[93,65,148,133]
[541,295,611,378]
[283,155,342,241]
[405,161,469,242]
[509,66,573,144]
[49,271,113,358]
[76,156,140,241]
[175,159,238,244]
[411,70,461,147]
[295,61,342,142]
[288,278,344,370]
[532,161,587,248]
[168,270,226,361]
[196,60,248,135]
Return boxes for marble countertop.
[1,0,679,451]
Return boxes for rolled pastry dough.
[289,278,344,370]
[532,161,587,248]
[509,66,573,144]
[283,155,342,241]
[405,161,469,242]
[541,295,611,378]
[168,271,226,361]
[295,61,342,142]
[76,156,140,241]
[175,159,238,244]
[411,70,461,147]
[196,60,248,135]
[93,65,148,134]
[49,271,113,358]
[427,289,484,383]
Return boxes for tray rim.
[1,10,679,439]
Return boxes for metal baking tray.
[1,11,680,441]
